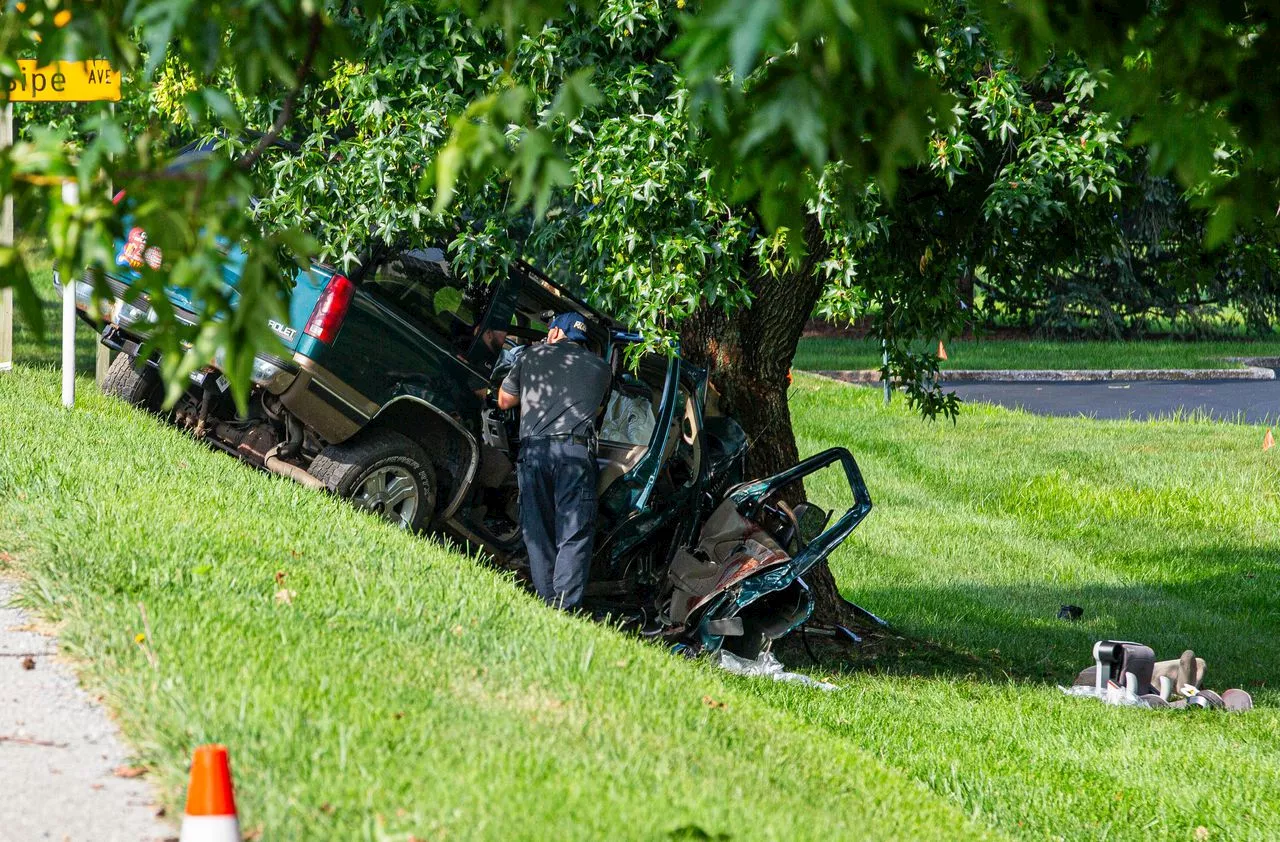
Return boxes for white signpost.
[2,60,121,407]
[0,103,11,374]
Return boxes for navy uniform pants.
[517,438,597,610]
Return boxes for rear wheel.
[100,351,162,411]
[310,429,437,531]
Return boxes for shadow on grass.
[792,543,1280,691]
[12,287,100,372]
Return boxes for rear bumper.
[54,269,198,330]
[55,270,298,393]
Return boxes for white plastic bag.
[716,649,839,691]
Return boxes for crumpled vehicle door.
[664,447,873,656]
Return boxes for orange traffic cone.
[937,340,948,361]
[1264,429,1275,452]
[179,745,239,842]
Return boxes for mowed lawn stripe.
[0,366,1001,842]
[793,375,1280,684]
[781,374,1280,840]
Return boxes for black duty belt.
[523,433,595,447]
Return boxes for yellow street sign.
[8,59,120,103]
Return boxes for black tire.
[100,352,162,411]
[311,428,438,532]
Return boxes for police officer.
[497,312,611,610]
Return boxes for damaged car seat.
[665,499,811,657]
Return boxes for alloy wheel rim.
[352,465,419,528]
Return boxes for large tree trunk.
[679,217,872,630]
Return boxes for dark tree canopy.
[5,0,1279,403]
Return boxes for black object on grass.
[1057,605,1084,621]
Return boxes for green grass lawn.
[791,377,1280,839]
[8,258,102,371]
[5,277,1280,839]
[0,367,1000,842]
[2,359,1278,839]
[796,335,1280,371]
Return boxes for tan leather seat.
[596,442,648,496]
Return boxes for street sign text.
[8,59,120,102]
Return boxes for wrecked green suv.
[70,235,873,656]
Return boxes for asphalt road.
[946,379,1280,424]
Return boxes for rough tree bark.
[679,216,875,631]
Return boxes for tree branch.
[238,14,324,171]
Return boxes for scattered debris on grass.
[1062,641,1253,711]
[716,650,839,691]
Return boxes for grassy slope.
[6,279,1280,839]
[795,335,1280,371]
[0,367,999,842]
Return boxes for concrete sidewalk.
[0,580,173,842]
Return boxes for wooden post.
[1,103,13,373]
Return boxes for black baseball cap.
[550,312,590,343]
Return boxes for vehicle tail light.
[304,273,354,344]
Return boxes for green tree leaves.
[675,0,956,236]
[1,0,353,411]
[5,0,1280,420]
